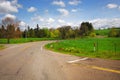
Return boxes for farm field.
[45,38,120,60]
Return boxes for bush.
[89,32,96,37]
[63,47,80,53]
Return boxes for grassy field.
[45,38,120,60]
[95,28,120,36]
[0,38,56,44]
[95,29,109,36]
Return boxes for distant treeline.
[0,22,95,39]
[0,17,120,43]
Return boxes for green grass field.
[95,29,110,36]
[0,38,56,44]
[95,28,120,36]
[45,38,120,60]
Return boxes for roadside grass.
[0,45,5,50]
[45,38,120,60]
[0,38,56,44]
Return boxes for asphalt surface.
[0,41,120,80]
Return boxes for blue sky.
[0,0,120,29]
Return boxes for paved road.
[0,41,120,80]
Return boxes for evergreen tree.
[79,22,94,36]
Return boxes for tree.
[34,24,40,37]
[50,29,60,38]
[29,28,35,38]
[0,25,6,38]
[79,22,94,36]
[15,27,22,38]
[6,24,16,43]
[108,28,117,37]
[1,17,21,43]
[58,26,71,39]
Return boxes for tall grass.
[45,38,120,60]
[0,45,5,50]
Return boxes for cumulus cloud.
[57,8,69,16]
[69,0,81,6]
[52,0,65,7]
[90,18,120,29]
[47,18,55,24]
[0,0,22,14]
[19,21,28,30]
[3,14,16,20]
[58,19,65,23]
[27,7,37,12]
[19,21,26,27]
[106,3,118,9]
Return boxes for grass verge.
[45,38,120,60]
[0,45,5,50]
[0,38,56,44]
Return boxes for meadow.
[45,38,120,60]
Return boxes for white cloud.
[19,21,28,30]
[19,21,26,27]
[28,7,37,12]
[11,0,22,8]
[57,8,69,16]
[47,18,55,24]
[0,0,22,14]
[3,14,16,20]
[31,15,44,22]
[52,1,65,7]
[67,22,74,26]
[69,0,81,6]
[106,3,118,9]
[71,9,77,12]
[90,18,120,29]
[58,19,65,23]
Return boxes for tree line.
[0,20,95,43]
[0,17,119,43]
[21,22,95,39]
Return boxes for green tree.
[34,24,40,37]
[29,28,35,38]
[50,29,60,38]
[79,22,94,36]
[108,28,117,37]
[58,26,71,39]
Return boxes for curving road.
[0,41,120,80]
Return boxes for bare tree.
[1,17,20,43]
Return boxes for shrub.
[89,32,96,37]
